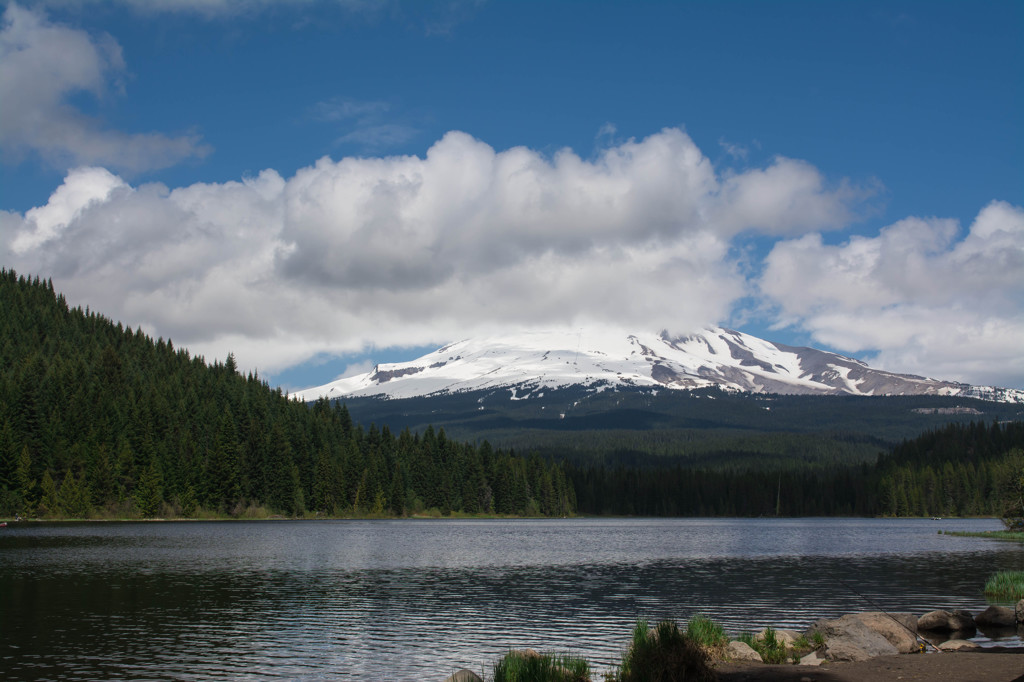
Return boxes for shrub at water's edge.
[737,627,788,665]
[492,650,590,682]
[984,570,1024,601]
[610,619,715,682]
[685,614,728,657]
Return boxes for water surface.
[1,517,1021,680]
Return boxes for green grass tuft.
[739,627,789,665]
[983,570,1024,600]
[493,650,591,682]
[610,619,715,682]
[685,615,728,655]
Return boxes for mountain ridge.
[294,327,1024,404]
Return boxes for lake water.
[1,518,1022,680]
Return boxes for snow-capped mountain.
[293,328,1024,404]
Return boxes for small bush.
[984,570,1024,600]
[493,650,590,682]
[685,615,728,657]
[740,627,788,665]
[612,619,715,682]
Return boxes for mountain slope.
[0,270,575,519]
[295,328,1024,404]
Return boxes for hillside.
[338,385,1022,470]
[0,270,574,519]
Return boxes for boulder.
[976,605,1016,628]
[807,616,899,662]
[727,640,763,662]
[917,609,976,633]
[1017,599,1024,624]
[844,612,919,654]
[799,651,825,667]
[937,639,980,651]
[444,670,484,682]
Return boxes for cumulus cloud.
[0,3,208,172]
[2,128,867,376]
[760,201,1024,387]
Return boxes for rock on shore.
[807,612,919,661]
[976,605,1017,628]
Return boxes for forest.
[567,420,1024,518]
[1,269,1021,521]
[0,270,576,519]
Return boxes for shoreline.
[715,647,1024,682]
[1,514,1004,523]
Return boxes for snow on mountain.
[292,328,1024,404]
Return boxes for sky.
[0,0,1022,391]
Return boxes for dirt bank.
[715,647,1024,681]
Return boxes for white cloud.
[718,137,747,161]
[0,3,208,172]
[760,200,1024,387]
[3,128,867,377]
[712,157,877,236]
[11,166,128,253]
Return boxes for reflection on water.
[1,518,1022,680]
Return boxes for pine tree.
[389,462,406,516]
[265,423,295,514]
[38,470,60,517]
[59,470,91,519]
[205,407,241,512]
[134,460,164,518]
[15,446,37,516]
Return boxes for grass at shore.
[984,570,1024,600]
[939,529,1024,542]
[492,651,590,682]
[686,614,728,656]
[738,627,789,665]
[611,619,715,682]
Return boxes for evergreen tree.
[205,407,241,512]
[59,470,91,519]
[38,470,60,518]
[134,460,164,518]
[15,446,37,515]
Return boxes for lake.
[1,517,1022,680]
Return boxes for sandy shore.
[715,647,1024,681]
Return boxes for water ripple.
[1,518,1021,680]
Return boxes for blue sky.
[1,0,1022,390]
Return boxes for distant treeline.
[566,420,1024,517]
[0,270,575,519]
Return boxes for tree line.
[566,420,1024,518]
[0,270,575,519]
